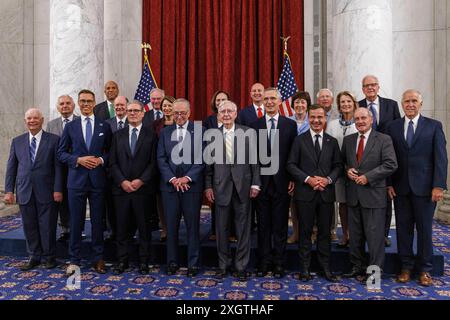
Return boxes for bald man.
[94,81,120,121]
[5,108,63,271]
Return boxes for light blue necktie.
[406,120,414,147]
[369,103,378,130]
[130,128,138,156]
[85,117,92,149]
[30,136,37,163]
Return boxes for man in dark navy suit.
[5,108,63,270]
[94,81,119,121]
[359,75,401,246]
[157,98,205,277]
[58,89,112,274]
[109,101,158,275]
[238,83,265,127]
[143,88,165,128]
[386,89,447,287]
[252,88,297,278]
[105,96,129,133]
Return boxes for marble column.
[49,0,104,119]
[331,0,393,100]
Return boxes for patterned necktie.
[85,117,92,149]
[156,110,162,120]
[369,103,378,130]
[314,134,321,157]
[406,120,414,147]
[63,118,69,129]
[130,128,138,156]
[357,135,365,164]
[109,103,115,118]
[257,107,263,118]
[30,136,37,163]
[118,120,124,130]
[225,131,233,164]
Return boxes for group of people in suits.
[4,75,447,287]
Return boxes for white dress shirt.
[310,129,324,149]
[366,97,380,125]
[116,116,127,127]
[253,103,265,115]
[29,130,43,155]
[128,123,142,145]
[177,121,189,141]
[81,115,95,143]
[356,128,372,153]
[265,113,280,137]
[61,115,74,129]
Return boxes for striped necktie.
[30,136,37,163]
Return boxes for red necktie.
[257,107,263,118]
[356,135,365,164]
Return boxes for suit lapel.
[20,134,32,167]
[89,120,104,152]
[121,128,132,158]
[58,119,64,136]
[75,118,89,153]
[349,133,358,166]
[398,117,410,150]
[133,126,147,156]
[360,131,376,165]
[303,133,318,163]
[33,132,49,165]
[410,115,425,148]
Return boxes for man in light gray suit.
[46,95,79,242]
[341,108,397,281]
[105,96,129,133]
[204,100,261,281]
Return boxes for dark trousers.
[68,186,105,264]
[256,181,290,268]
[348,205,386,270]
[394,193,436,273]
[104,183,116,236]
[215,187,251,272]
[296,193,334,272]
[19,192,58,262]
[114,193,154,263]
[162,191,202,268]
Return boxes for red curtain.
[143,0,304,121]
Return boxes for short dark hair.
[78,89,95,100]
[292,91,312,107]
[308,104,326,114]
[210,90,230,114]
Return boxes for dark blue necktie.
[406,120,414,147]
[118,120,124,130]
[85,117,92,149]
[369,103,378,130]
[130,128,138,156]
[267,118,276,156]
[155,111,162,120]
[314,134,321,157]
[30,136,37,163]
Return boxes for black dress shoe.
[20,259,40,271]
[57,232,70,242]
[343,268,364,278]
[322,270,340,282]
[187,267,200,277]
[297,271,312,282]
[45,259,57,269]
[336,240,349,248]
[256,266,269,277]
[167,263,179,275]
[139,263,149,275]
[273,265,285,279]
[385,237,392,247]
[104,234,116,243]
[215,269,227,279]
[113,262,129,275]
[236,270,248,281]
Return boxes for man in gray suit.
[105,96,128,133]
[204,100,261,281]
[341,108,398,281]
[46,95,79,242]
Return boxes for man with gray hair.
[143,88,166,127]
[205,100,261,281]
[358,75,401,247]
[317,89,339,123]
[47,95,79,242]
[5,108,63,270]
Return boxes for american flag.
[134,57,158,112]
[277,53,298,117]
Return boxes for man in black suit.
[109,101,158,275]
[252,88,297,278]
[237,83,265,126]
[287,105,342,282]
[105,96,128,133]
[143,88,165,127]
[94,81,119,121]
[358,75,401,247]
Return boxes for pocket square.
[99,133,104,136]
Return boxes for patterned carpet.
[0,213,449,300]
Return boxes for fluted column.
[331,0,393,99]
[49,0,104,119]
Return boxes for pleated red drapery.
[143,0,304,121]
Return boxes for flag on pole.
[276,51,298,117]
[134,44,158,112]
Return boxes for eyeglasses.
[218,109,235,115]
[173,111,188,116]
[79,99,94,105]
[363,83,379,88]
[127,109,143,114]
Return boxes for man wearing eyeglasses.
[109,102,158,275]
[358,75,401,247]
[58,89,112,275]
[157,98,205,277]
[143,88,166,127]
